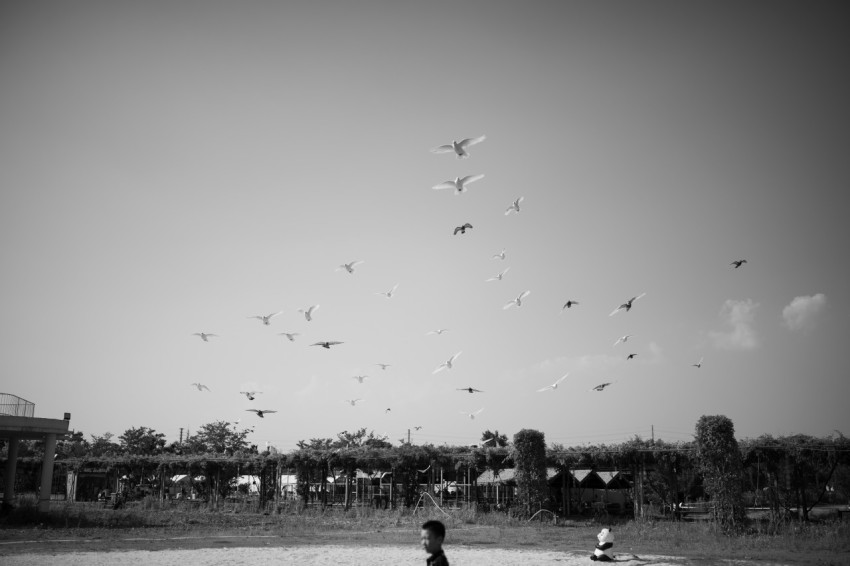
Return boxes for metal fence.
[0,392,35,417]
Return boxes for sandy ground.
[0,545,703,565]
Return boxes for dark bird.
[731,260,748,268]
[627,354,637,360]
[609,293,646,316]
[692,357,704,368]
[453,222,473,235]
[191,382,211,392]
[246,409,276,418]
[560,300,579,312]
[590,382,613,392]
[457,387,484,393]
[312,341,344,349]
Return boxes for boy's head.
[420,520,446,554]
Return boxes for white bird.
[460,408,484,420]
[298,304,320,321]
[614,335,633,346]
[486,267,510,282]
[249,312,281,325]
[278,332,300,342]
[503,290,531,309]
[192,332,218,342]
[492,248,506,260]
[430,135,486,159]
[240,391,262,401]
[337,260,364,274]
[376,284,399,298]
[246,409,276,418]
[375,363,391,370]
[352,375,368,384]
[692,357,704,369]
[418,464,431,473]
[609,293,646,316]
[433,351,463,374]
[537,373,569,392]
[191,382,211,392]
[427,329,450,335]
[504,196,524,215]
[432,174,485,194]
[346,399,363,406]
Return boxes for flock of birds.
[185,134,750,446]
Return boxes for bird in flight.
[560,300,579,312]
[375,363,391,370]
[191,382,211,392]
[505,196,524,215]
[461,408,484,420]
[240,391,261,401]
[192,332,218,342]
[376,284,399,298]
[337,260,364,274]
[418,464,431,473]
[414,426,423,431]
[346,399,363,406]
[457,387,484,393]
[627,353,638,360]
[453,222,473,235]
[486,267,510,282]
[492,248,506,260]
[590,382,613,392]
[385,408,391,414]
[278,332,300,342]
[430,135,486,159]
[352,375,368,384]
[503,290,531,309]
[433,351,463,374]
[692,357,704,368]
[614,335,633,346]
[312,341,344,349]
[609,293,646,316]
[427,328,449,335]
[432,174,485,194]
[731,259,748,268]
[246,409,276,418]
[249,312,281,326]
[298,304,319,321]
[537,373,569,392]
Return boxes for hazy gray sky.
[2,1,848,450]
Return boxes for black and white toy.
[590,527,614,562]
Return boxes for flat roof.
[0,415,70,440]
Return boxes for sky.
[1,1,848,452]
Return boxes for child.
[590,527,614,562]
[420,519,449,566]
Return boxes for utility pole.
[407,429,411,444]
[179,427,184,444]
[651,425,654,445]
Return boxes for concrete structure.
[0,393,71,513]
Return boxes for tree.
[119,426,166,455]
[695,415,746,533]
[186,421,250,454]
[512,429,548,517]
[89,432,119,457]
[481,429,508,447]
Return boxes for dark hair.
[421,519,446,539]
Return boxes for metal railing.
[0,393,35,417]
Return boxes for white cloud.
[710,299,759,350]
[782,293,826,332]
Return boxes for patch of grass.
[2,501,848,565]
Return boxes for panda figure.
[590,527,614,562]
